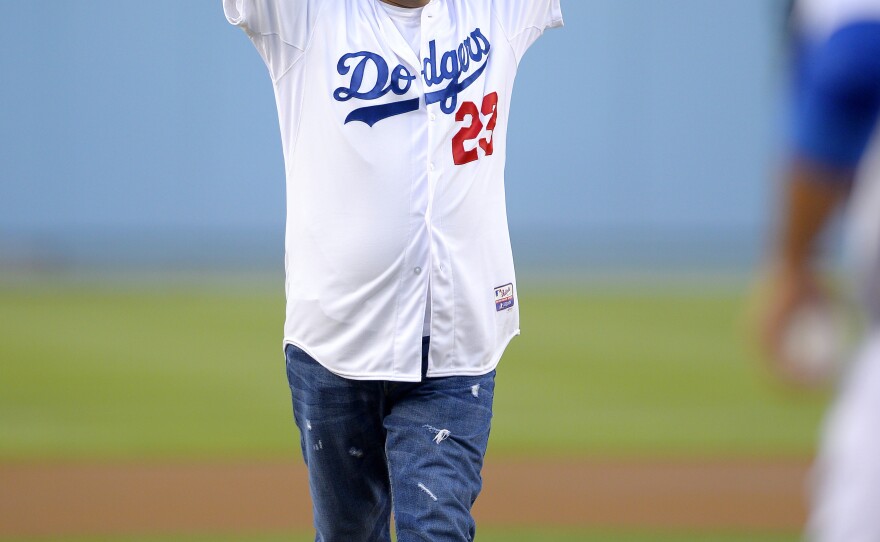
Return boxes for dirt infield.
[0,459,811,538]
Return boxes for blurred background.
[1,1,828,541]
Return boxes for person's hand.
[752,262,833,387]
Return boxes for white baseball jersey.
[224,0,563,381]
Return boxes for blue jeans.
[284,338,496,542]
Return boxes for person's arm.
[759,160,851,384]
[779,161,853,275]
[757,22,880,384]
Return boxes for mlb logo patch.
[494,284,515,311]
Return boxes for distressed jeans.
[284,338,496,542]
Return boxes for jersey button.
[414,267,423,275]
[430,114,436,122]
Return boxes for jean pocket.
[471,370,496,398]
[284,343,308,385]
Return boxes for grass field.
[0,275,828,541]
[0,276,828,460]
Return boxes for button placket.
[420,3,441,369]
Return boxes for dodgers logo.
[333,51,420,127]
[333,28,491,127]
[423,28,491,114]
[494,284,515,312]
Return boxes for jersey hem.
[282,328,520,382]
[282,338,423,383]
[424,328,520,379]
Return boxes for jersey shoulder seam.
[507,20,562,46]
[269,0,330,83]
[490,5,521,66]
[281,3,329,177]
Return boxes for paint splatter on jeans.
[284,338,495,542]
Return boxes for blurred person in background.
[756,0,880,539]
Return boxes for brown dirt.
[0,458,811,538]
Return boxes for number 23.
[452,92,499,166]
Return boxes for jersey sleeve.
[223,0,324,81]
[791,21,880,173]
[492,0,564,64]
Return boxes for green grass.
[0,277,829,460]
[497,283,829,457]
[0,531,800,542]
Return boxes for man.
[223,0,563,539]
[756,0,880,539]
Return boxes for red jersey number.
[452,92,499,166]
